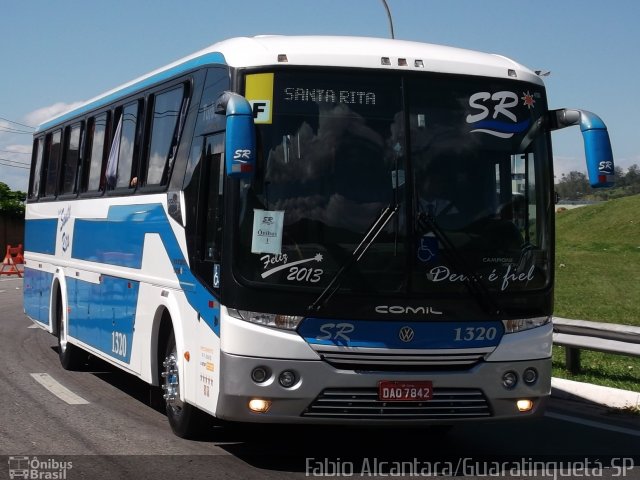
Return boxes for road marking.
[30,373,90,405]
[28,324,39,329]
[546,411,640,437]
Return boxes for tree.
[625,164,639,183]
[614,166,626,186]
[555,164,640,201]
[0,182,26,217]
[624,164,640,195]
[555,171,591,200]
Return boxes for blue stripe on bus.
[298,318,504,349]
[37,51,227,132]
[67,275,138,363]
[23,267,54,326]
[73,205,164,268]
[72,203,220,336]
[24,219,57,254]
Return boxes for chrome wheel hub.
[161,353,183,409]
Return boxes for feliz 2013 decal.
[465,91,537,138]
[261,253,324,283]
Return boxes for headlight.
[230,309,303,330]
[502,316,551,333]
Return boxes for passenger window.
[29,137,44,199]
[106,101,140,190]
[194,67,229,136]
[84,113,109,192]
[60,123,83,195]
[44,130,62,197]
[147,85,186,186]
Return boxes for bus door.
[193,134,225,292]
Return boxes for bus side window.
[146,85,186,187]
[29,137,44,200]
[60,122,83,195]
[82,113,109,193]
[106,101,142,190]
[43,130,62,198]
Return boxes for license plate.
[378,380,433,401]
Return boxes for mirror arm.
[548,109,614,188]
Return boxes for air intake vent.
[317,350,487,371]
[303,388,491,419]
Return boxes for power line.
[0,126,33,135]
[0,160,30,170]
[0,149,31,156]
[0,116,35,129]
[0,157,30,166]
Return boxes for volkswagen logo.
[398,326,415,343]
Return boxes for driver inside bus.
[417,165,460,218]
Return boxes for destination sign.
[283,87,376,105]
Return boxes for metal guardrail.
[552,317,640,374]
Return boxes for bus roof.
[37,35,543,132]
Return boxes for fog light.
[248,398,272,413]
[517,399,534,412]
[278,370,297,388]
[502,371,518,389]
[523,368,538,385]
[251,366,269,383]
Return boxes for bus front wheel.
[161,330,209,438]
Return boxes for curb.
[551,377,640,410]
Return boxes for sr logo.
[398,326,415,343]
[466,91,519,123]
[598,160,614,173]
[317,322,355,343]
[233,149,252,160]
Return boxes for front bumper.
[215,352,551,424]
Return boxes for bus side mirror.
[215,92,256,179]
[550,109,614,188]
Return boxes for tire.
[161,330,210,438]
[56,290,85,370]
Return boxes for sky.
[1,0,639,192]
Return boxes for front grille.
[317,350,487,371]
[303,388,491,419]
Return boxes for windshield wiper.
[518,116,545,153]
[416,212,502,316]
[307,204,399,313]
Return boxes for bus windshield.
[235,69,551,296]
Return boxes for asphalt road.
[1,276,638,479]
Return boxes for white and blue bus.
[24,36,614,437]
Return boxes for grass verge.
[552,346,640,393]
[553,195,640,392]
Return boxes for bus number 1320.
[454,326,497,342]
[112,331,128,357]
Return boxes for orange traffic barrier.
[0,244,24,277]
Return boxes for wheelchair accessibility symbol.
[417,235,439,263]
